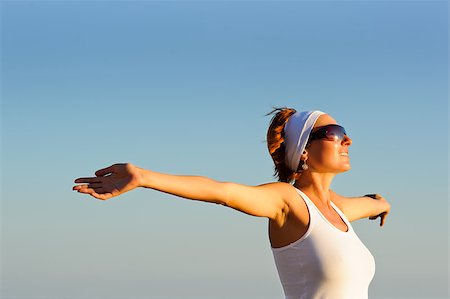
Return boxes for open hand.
[73,163,142,200]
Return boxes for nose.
[342,135,352,146]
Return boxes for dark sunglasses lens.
[325,126,346,141]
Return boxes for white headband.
[284,110,325,172]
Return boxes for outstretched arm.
[73,163,293,226]
[331,191,391,226]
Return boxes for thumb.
[95,164,116,177]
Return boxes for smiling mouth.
[340,153,349,156]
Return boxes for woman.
[73,108,390,299]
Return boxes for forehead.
[314,114,338,128]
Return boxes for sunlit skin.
[277,115,354,239]
[73,113,390,249]
[301,114,388,222]
[295,114,352,208]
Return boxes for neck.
[294,171,336,206]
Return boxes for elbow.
[217,181,233,207]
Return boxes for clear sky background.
[1,1,448,299]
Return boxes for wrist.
[137,167,154,189]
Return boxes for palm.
[73,163,141,200]
[102,173,134,195]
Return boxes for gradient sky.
[1,1,448,299]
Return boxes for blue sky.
[1,1,448,299]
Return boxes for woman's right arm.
[73,163,293,226]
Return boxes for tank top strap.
[329,200,353,231]
[295,188,318,212]
[294,188,321,219]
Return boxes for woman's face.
[305,114,353,174]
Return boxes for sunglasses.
[308,124,348,143]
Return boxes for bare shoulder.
[257,181,300,200]
[258,181,293,190]
[330,190,346,206]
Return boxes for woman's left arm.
[331,191,391,226]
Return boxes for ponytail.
[266,107,302,183]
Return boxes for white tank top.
[271,188,376,299]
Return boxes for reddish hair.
[266,107,303,183]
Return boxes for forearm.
[331,191,391,222]
[138,168,227,205]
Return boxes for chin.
[339,164,351,173]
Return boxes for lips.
[340,152,349,156]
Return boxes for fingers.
[95,165,116,177]
[74,182,106,193]
[73,184,97,193]
[74,177,102,184]
[89,191,113,200]
[73,175,115,198]
[380,212,388,227]
[94,193,112,200]
[368,212,388,227]
[73,184,112,200]
[369,213,388,226]
[74,164,117,185]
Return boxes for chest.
[319,208,349,232]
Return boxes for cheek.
[308,143,341,167]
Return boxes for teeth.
[340,153,348,156]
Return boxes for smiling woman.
[73,107,390,299]
[1,0,446,297]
